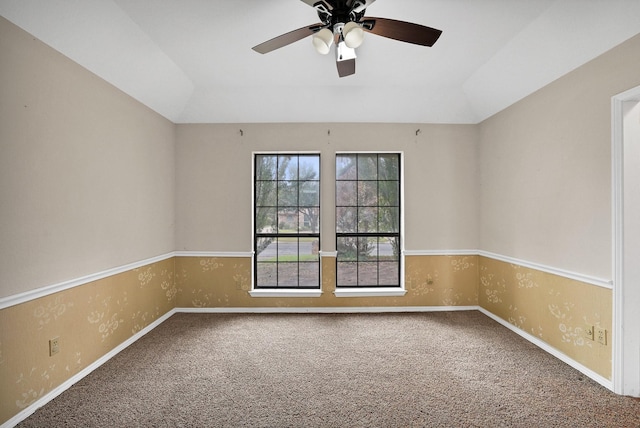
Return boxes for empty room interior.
[1,0,640,426]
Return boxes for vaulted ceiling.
[2,0,640,123]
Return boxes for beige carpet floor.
[18,311,640,427]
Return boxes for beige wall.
[0,17,176,299]
[478,33,640,280]
[175,123,479,252]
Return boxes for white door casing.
[612,85,640,397]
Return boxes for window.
[336,153,401,288]
[254,154,320,289]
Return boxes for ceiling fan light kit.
[252,0,442,78]
[342,21,364,48]
[312,28,334,54]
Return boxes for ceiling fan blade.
[362,17,442,47]
[252,23,324,54]
[337,58,356,77]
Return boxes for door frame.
[612,85,640,397]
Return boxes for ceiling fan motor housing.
[314,0,367,28]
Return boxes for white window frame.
[333,151,406,298]
[250,151,323,298]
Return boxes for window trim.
[251,151,322,292]
[334,151,405,294]
[333,287,407,298]
[249,289,323,298]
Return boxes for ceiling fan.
[252,0,442,77]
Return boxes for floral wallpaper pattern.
[175,255,478,309]
[404,255,478,306]
[478,256,611,379]
[0,258,175,424]
[0,254,613,425]
[87,294,126,342]
[33,296,74,330]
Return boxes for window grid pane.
[254,154,320,289]
[336,153,400,288]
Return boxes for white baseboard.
[3,306,614,428]
[2,309,177,428]
[175,305,479,314]
[478,307,613,391]
[176,305,613,392]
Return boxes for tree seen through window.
[254,154,320,288]
[336,153,401,287]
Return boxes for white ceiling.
[2,0,640,124]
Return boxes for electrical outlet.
[584,325,594,341]
[49,337,60,356]
[595,327,607,345]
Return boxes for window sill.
[249,289,323,298]
[333,288,407,297]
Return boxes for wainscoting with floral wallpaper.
[175,255,478,309]
[0,253,613,426]
[478,256,612,380]
[0,258,176,426]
